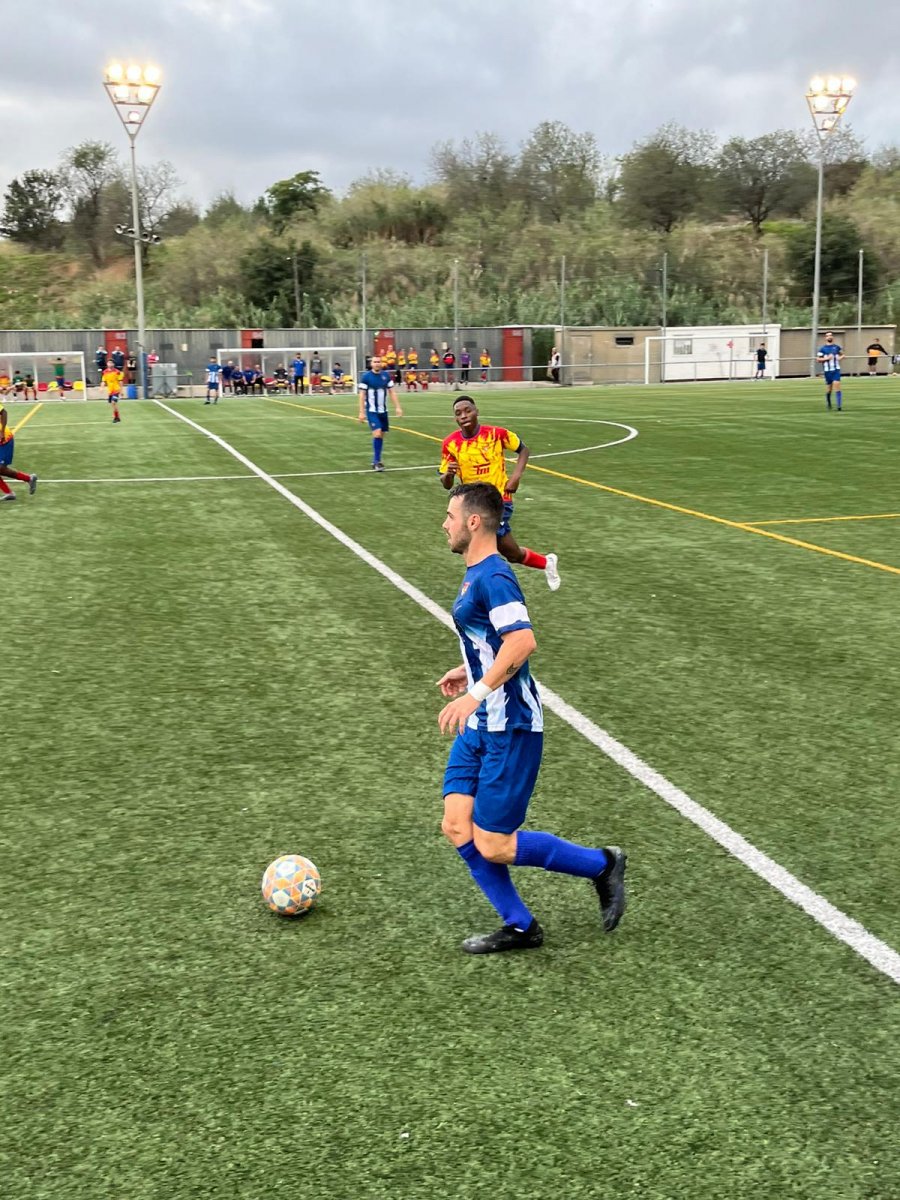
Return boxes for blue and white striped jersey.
[452,554,543,733]
[359,369,394,413]
[819,343,842,372]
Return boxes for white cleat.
[545,552,561,591]
[0,493,16,502]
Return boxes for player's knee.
[473,829,515,863]
[441,813,466,842]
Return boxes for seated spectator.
[405,368,418,391]
[222,360,235,393]
[242,366,256,394]
[253,363,266,395]
[272,363,289,391]
[331,362,346,392]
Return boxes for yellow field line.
[268,396,440,444]
[269,398,900,578]
[748,513,900,526]
[10,402,43,434]
[528,461,900,577]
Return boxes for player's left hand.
[438,692,479,736]
[436,665,468,697]
[506,477,521,494]
[395,407,404,418]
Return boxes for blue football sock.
[836,390,842,409]
[372,436,383,463]
[514,830,608,878]
[457,840,533,930]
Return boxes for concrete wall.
[558,327,662,384]
[779,326,896,376]
[0,326,526,385]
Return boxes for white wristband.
[468,680,492,703]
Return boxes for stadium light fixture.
[103,62,163,400]
[805,73,856,375]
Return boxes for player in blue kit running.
[818,332,844,411]
[436,482,626,954]
[358,353,404,471]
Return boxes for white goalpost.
[215,346,358,395]
[0,351,88,401]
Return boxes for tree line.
[2,120,898,331]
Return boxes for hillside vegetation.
[3,122,900,330]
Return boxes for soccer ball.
[261,854,321,916]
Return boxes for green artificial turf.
[2,380,899,1199]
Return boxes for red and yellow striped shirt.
[440,424,522,499]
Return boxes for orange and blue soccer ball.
[261,854,321,916]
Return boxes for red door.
[501,327,525,382]
[105,330,128,358]
[241,329,264,349]
[373,330,396,359]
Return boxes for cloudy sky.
[2,0,896,212]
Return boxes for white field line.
[43,466,436,484]
[153,398,900,986]
[41,420,638,483]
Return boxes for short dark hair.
[450,482,502,532]
[452,394,476,409]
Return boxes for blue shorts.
[499,500,514,538]
[824,370,841,384]
[443,725,543,834]
[366,410,389,432]
[0,437,13,466]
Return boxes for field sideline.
[3,379,899,1199]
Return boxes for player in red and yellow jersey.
[0,399,38,501]
[439,396,560,589]
[102,365,123,423]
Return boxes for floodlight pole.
[762,247,769,333]
[104,65,161,400]
[857,248,864,340]
[127,138,148,400]
[806,75,855,376]
[291,250,301,327]
[809,149,826,378]
[560,254,566,386]
[453,258,460,389]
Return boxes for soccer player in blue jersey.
[358,353,404,472]
[436,482,626,954]
[204,358,222,404]
[817,331,843,411]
